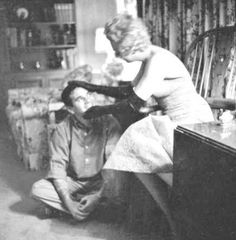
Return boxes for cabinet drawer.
[14,77,43,89]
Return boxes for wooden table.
[171,120,236,240]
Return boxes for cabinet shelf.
[9,21,76,27]
[5,0,77,88]
[9,45,77,50]
[8,69,72,75]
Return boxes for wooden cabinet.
[4,0,78,88]
[6,69,72,89]
[171,121,236,240]
[126,174,166,238]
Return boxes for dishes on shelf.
[6,0,77,73]
[15,7,29,20]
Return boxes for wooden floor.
[0,112,166,240]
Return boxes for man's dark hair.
[61,83,78,107]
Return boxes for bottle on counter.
[27,29,33,47]
[35,61,41,70]
[19,61,25,71]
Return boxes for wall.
[75,0,117,73]
[0,2,10,114]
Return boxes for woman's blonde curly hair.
[104,14,151,57]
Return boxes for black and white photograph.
[0,0,235,239]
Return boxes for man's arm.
[47,122,89,220]
[53,179,71,206]
[53,179,89,220]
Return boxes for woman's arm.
[83,92,160,120]
[68,81,133,99]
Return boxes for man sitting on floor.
[31,82,122,221]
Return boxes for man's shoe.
[36,204,64,219]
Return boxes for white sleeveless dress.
[104,80,214,174]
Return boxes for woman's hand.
[83,106,109,119]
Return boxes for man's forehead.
[70,87,88,98]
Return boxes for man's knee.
[31,179,52,200]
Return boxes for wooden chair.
[185,26,236,117]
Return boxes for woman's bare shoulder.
[148,46,189,80]
[151,46,176,60]
[146,47,169,71]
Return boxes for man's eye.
[74,97,84,103]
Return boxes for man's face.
[69,87,92,116]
